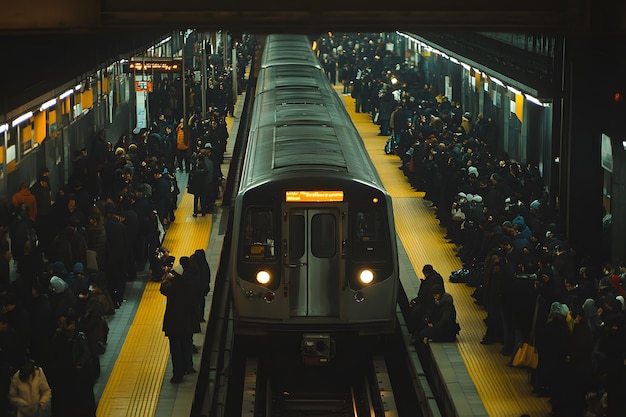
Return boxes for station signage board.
[125,60,181,73]
[135,81,153,92]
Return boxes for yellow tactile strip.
[343,90,550,417]
[97,192,213,417]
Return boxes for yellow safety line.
[97,192,213,417]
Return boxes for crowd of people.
[0,33,254,417]
[0,99,232,417]
[314,32,626,417]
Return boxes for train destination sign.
[285,191,344,202]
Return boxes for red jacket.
[11,188,37,221]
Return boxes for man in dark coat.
[408,264,445,333]
[103,202,130,307]
[30,174,52,252]
[417,284,460,343]
[160,261,201,383]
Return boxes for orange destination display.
[285,191,344,202]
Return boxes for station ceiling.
[1,1,624,116]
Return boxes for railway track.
[240,354,398,417]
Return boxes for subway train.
[230,34,399,362]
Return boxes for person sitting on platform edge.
[408,264,445,334]
[414,284,461,344]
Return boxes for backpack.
[384,135,397,155]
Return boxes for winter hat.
[49,276,68,294]
[472,195,483,203]
[468,166,479,177]
[511,215,526,228]
[616,296,625,311]
[73,262,84,274]
[530,200,541,210]
[172,264,184,276]
[550,301,569,316]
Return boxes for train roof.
[261,34,321,69]
[240,59,384,191]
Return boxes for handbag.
[512,297,539,369]
[512,342,538,369]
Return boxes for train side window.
[289,214,305,261]
[243,208,276,260]
[311,214,336,258]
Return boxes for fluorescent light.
[622,140,626,151]
[40,98,57,111]
[461,63,471,71]
[12,111,33,127]
[507,86,522,95]
[158,36,171,46]
[525,94,542,106]
[0,123,8,133]
[491,77,504,86]
[75,84,82,91]
[449,57,459,64]
[473,67,481,73]
[59,89,74,99]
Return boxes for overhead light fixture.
[11,111,33,127]
[524,94,543,106]
[0,123,8,134]
[622,140,626,151]
[40,98,57,111]
[491,76,504,86]
[59,89,74,99]
[507,86,522,95]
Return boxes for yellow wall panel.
[102,76,109,94]
[22,124,33,151]
[83,89,93,109]
[49,110,56,125]
[35,112,46,144]
[515,93,524,123]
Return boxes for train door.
[287,208,340,318]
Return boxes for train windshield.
[243,208,276,260]
[352,209,388,261]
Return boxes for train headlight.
[359,269,374,284]
[256,270,271,285]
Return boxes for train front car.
[231,34,399,363]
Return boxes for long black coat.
[160,273,201,338]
